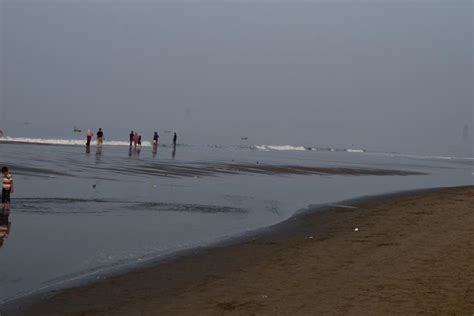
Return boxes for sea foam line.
[0,137,153,147]
[254,144,366,153]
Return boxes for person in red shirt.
[86,129,94,147]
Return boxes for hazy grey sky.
[1,0,472,155]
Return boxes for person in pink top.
[86,129,94,147]
[133,132,140,148]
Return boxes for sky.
[0,0,472,156]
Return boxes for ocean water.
[0,140,472,304]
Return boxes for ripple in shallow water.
[13,198,247,215]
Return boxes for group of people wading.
[128,131,177,148]
[84,129,177,149]
[85,128,104,147]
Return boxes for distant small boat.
[241,137,248,140]
[73,126,82,133]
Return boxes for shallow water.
[0,143,472,303]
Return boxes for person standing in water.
[86,129,94,147]
[2,167,13,210]
[152,132,159,156]
[173,133,177,146]
[133,132,139,147]
[97,128,104,145]
[129,131,134,147]
[136,135,142,156]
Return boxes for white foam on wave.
[385,152,474,161]
[0,137,153,147]
[255,145,310,151]
[254,145,367,153]
[254,145,270,151]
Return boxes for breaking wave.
[254,145,309,151]
[0,136,153,147]
[3,137,469,161]
[254,145,366,153]
[380,152,474,161]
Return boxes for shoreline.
[0,186,431,306]
[3,185,473,315]
[0,186,450,305]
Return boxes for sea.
[0,137,472,304]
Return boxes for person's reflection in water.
[130,147,139,159]
[152,143,158,158]
[95,146,102,163]
[0,209,11,248]
[172,144,176,160]
[128,146,133,157]
[86,146,91,155]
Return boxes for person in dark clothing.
[152,132,159,156]
[97,128,104,145]
[2,166,13,210]
[138,135,142,147]
[129,131,134,147]
[173,133,177,145]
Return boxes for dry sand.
[6,186,474,315]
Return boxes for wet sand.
[6,186,474,315]
[5,161,425,179]
[72,162,426,178]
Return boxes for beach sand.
[7,186,474,315]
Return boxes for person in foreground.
[2,166,13,209]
